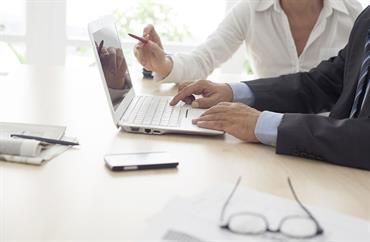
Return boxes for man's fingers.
[200,104,229,116]
[218,102,232,106]
[191,97,217,109]
[170,82,203,106]
[183,95,195,105]
[178,81,194,92]
[192,113,226,124]
[196,121,225,131]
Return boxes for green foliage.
[76,46,89,55]
[244,59,253,75]
[114,0,191,42]
[8,43,25,64]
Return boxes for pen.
[128,33,148,44]
[10,134,79,146]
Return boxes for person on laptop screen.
[94,26,133,108]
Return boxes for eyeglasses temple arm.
[287,178,324,233]
[219,176,242,225]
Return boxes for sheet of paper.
[142,184,370,242]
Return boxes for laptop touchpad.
[188,108,207,119]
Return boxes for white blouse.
[158,0,363,83]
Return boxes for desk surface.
[0,65,369,241]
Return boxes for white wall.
[26,1,66,65]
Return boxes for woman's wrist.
[159,56,173,78]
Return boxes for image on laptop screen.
[93,25,133,110]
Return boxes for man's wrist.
[251,111,261,143]
[254,111,284,146]
[224,83,234,102]
[228,82,255,105]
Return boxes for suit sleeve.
[245,45,347,114]
[277,114,370,170]
[245,44,370,170]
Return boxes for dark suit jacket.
[246,7,370,171]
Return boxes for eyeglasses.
[219,177,324,239]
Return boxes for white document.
[0,122,69,165]
[143,185,370,242]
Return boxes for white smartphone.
[104,152,178,171]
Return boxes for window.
[0,0,25,36]
[0,0,25,73]
[67,0,225,43]
[0,0,368,74]
[359,0,368,7]
[66,0,226,66]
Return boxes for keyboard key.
[122,97,139,122]
[143,97,160,124]
[123,96,183,127]
[128,96,144,123]
[134,97,152,123]
[151,99,167,125]
[169,106,181,126]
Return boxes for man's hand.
[193,102,261,143]
[170,80,234,108]
[133,24,173,77]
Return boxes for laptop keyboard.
[122,96,183,127]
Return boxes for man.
[170,6,370,171]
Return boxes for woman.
[134,0,362,83]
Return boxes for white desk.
[0,65,369,241]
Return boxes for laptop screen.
[92,25,133,110]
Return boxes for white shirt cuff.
[255,111,284,147]
[154,54,182,83]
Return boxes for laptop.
[88,16,223,136]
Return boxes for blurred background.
[0,0,368,76]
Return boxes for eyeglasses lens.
[228,214,267,234]
[280,216,318,238]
